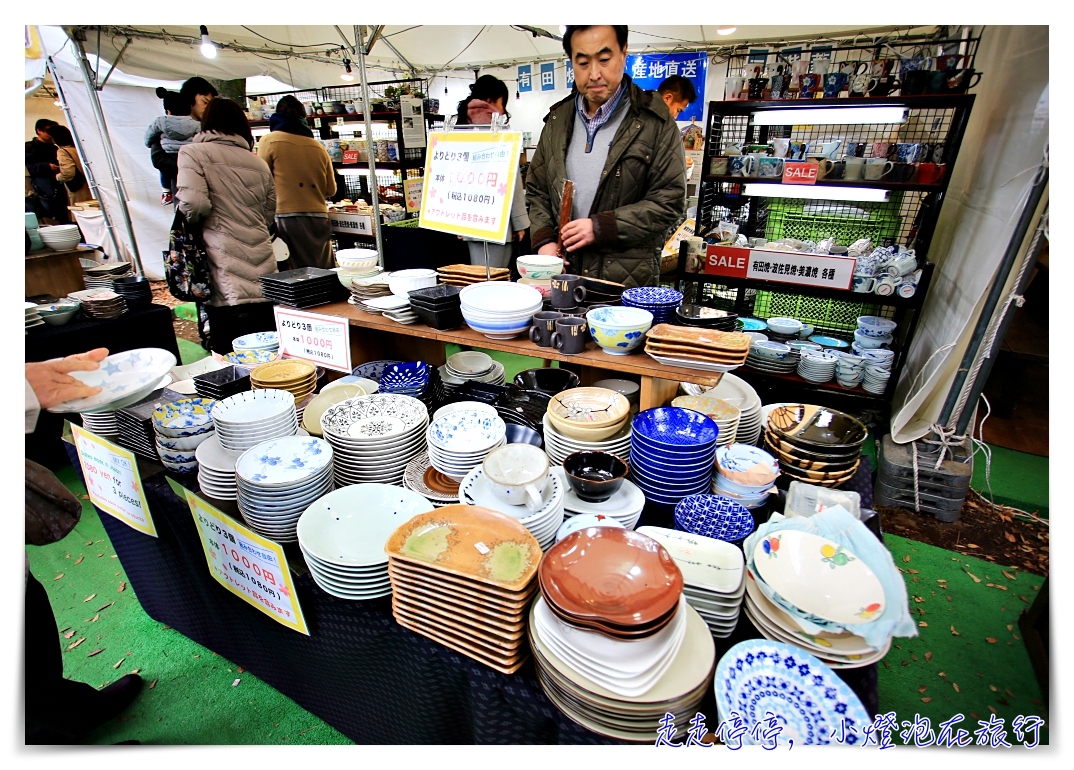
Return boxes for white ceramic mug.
[863,159,894,180]
[874,276,897,296]
[742,153,768,177]
[725,77,745,100]
[482,444,549,511]
[852,275,876,293]
[844,157,866,180]
[770,138,790,158]
[884,256,918,278]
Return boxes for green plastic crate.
[764,193,904,246]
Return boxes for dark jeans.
[205,301,277,355]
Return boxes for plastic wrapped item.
[815,238,835,255]
[716,220,739,243]
[847,238,873,258]
[784,480,862,520]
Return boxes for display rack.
[676,94,975,408]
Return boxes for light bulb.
[200,25,217,58]
[341,58,354,81]
[559,25,567,35]
[716,27,737,36]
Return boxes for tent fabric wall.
[890,25,1048,443]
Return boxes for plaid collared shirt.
[574,80,628,153]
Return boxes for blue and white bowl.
[352,360,404,381]
[765,317,803,336]
[856,315,897,338]
[156,446,198,465]
[461,310,534,340]
[586,306,653,355]
[674,494,755,542]
[621,287,683,325]
[160,457,199,474]
[751,341,791,361]
[379,361,431,393]
[851,343,895,365]
[152,397,216,438]
[232,331,279,352]
[631,407,719,449]
[224,349,277,365]
[853,329,891,349]
[715,444,779,482]
[156,430,215,451]
[428,408,506,452]
[713,471,773,498]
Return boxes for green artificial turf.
[971,444,1049,519]
[177,337,210,367]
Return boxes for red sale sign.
[703,245,751,278]
[782,162,819,185]
[704,245,856,290]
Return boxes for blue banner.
[539,62,556,91]
[624,52,707,122]
[517,64,532,93]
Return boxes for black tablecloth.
[64,446,879,744]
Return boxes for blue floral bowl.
[152,398,216,438]
[586,307,653,356]
[674,494,756,542]
[379,361,431,393]
[631,407,719,448]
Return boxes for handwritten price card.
[274,306,352,373]
[71,424,156,537]
[419,130,522,243]
[169,479,308,635]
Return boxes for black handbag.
[166,208,214,302]
[58,148,86,193]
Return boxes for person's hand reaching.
[26,348,109,408]
[466,99,498,126]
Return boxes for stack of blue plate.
[629,407,718,507]
[674,493,755,543]
[621,287,684,326]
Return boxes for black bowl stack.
[492,386,550,435]
[408,285,463,330]
[259,268,347,308]
[580,276,626,307]
[112,276,154,308]
[193,365,252,401]
[762,403,868,489]
[673,304,739,331]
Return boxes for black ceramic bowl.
[408,284,462,306]
[513,368,581,395]
[563,451,629,502]
[410,304,464,330]
[674,304,738,328]
[504,423,543,448]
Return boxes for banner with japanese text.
[539,62,556,91]
[70,423,157,537]
[168,478,308,635]
[418,130,523,243]
[623,53,707,122]
[518,64,532,92]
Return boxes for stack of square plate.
[319,393,429,486]
[259,267,345,309]
[298,484,435,600]
[643,324,750,373]
[193,365,251,401]
[408,285,463,330]
[436,264,510,286]
[235,436,334,543]
[112,276,153,308]
[116,389,170,461]
[385,505,541,674]
[68,289,127,319]
[83,261,132,284]
[426,407,507,481]
[250,360,317,407]
[79,410,119,439]
[542,413,631,466]
[360,293,410,316]
[212,389,298,452]
[458,463,565,550]
[25,302,44,332]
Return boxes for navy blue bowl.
[631,431,719,459]
[674,494,755,542]
[504,423,542,448]
[632,407,719,448]
[629,451,715,481]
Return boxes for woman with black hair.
[455,75,530,269]
[44,125,93,205]
[256,95,336,270]
[176,98,277,353]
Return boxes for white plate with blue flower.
[49,348,177,414]
[232,331,278,351]
[235,436,333,487]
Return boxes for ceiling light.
[559,26,567,35]
[199,26,217,59]
[751,107,909,126]
[742,183,890,203]
[341,58,355,82]
[716,27,737,36]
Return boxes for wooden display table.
[25,245,94,298]
[305,301,725,411]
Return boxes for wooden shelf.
[702,174,945,193]
[733,366,888,402]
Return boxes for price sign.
[168,479,308,635]
[662,217,695,259]
[71,424,156,537]
[782,161,820,185]
[274,306,352,373]
[419,130,522,243]
[704,245,856,290]
[404,176,424,213]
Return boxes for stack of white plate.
[212,390,298,451]
[542,414,631,466]
[298,484,434,600]
[319,393,429,486]
[234,436,334,543]
[361,294,411,316]
[438,350,508,395]
[555,467,645,530]
[80,410,118,438]
[682,373,763,446]
[426,408,507,481]
[797,349,839,383]
[195,434,241,501]
[39,224,81,251]
[232,331,279,356]
[460,282,544,340]
[25,302,44,332]
[46,348,177,416]
[862,364,892,394]
[459,465,565,550]
[639,527,746,638]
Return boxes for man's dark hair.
[456,75,511,125]
[199,98,253,149]
[658,75,697,104]
[179,76,219,109]
[35,118,58,133]
[562,26,628,59]
[45,124,74,146]
[156,86,191,116]
[274,95,306,121]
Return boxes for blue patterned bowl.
[674,494,755,542]
[621,286,683,307]
[351,360,404,381]
[379,361,431,392]
[631,407,719,448]
[586,307,653,355]
[428,408,506,452]
[232,331,279,351]
[152,397,216,437]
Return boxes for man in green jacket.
[528,25,686,288]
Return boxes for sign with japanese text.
[566,60,574,89]
[399,96,426,149]
[539,62,556,91]
[274,306,352,373]
[404,176,424,213]
[662,217,695,259]
[705,246,855,290]
[624,53,707,122]
[782,162,819,185]
[419,130,523,242]
[329,211,374,236]
[169,479,308,635]
[518,64,532,93]
[71,424,156,537]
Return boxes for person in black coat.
[26,119,70,224]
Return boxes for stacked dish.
[36,299,81,327]
[224,350,277,366]
[797,349,840,383]
[387,268,437,297]
[115,386,172,462]
[639,526,746,638]
[542,414,631,466]
[786,339,823,363]
[739,317,767,331]
[193,365,251,401]
[427,407,507,481]
[546,387,630,442]
[80,410,118,439]
[378,361,444,413]
[580,276,627,306]
[83,261,132,284]
[621,287,683,325]
[47,348,176,415]
[251,360,318,407]
[671,395,740,446]
[715,640,872,744]
[408,284,463,330]
[439,355,506,396]
[585,306,653,355]
[673,304,739,331]
[39,224,81,251]
[403,451,461,506]
[111,276,153,308]
[763,316,804,343]
[259,267,343,309]
[232,331,279,356]
[196,434,241,501]
[746,340,795,374]
[643,324,750,373]
[335,247,380,271]
[856,314,897,342]
[235,436,334,542]
[152,398,216,474]
[682,373,763,446]
[516,255,564,280]
[386,505,541,674]
[863,365,892,394]
[320,393,429,486]
[459,460,564,550]
[436,264,510,286]
[713,444,780,509]
[300,384,365,436]
[460,282,543,340]
[808,334,851,351]
[25,302,44,332]
[514,368,580,395]
[299,484,434,600]
[347,272,393,303]
[212,389,298,452]
[850,345,895,370]
[68,289,126,319]
[629,408,718,507]
[555,466,644,530]
[763,404,866,487]
[673,493,756,544]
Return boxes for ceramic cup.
[823,72,849,98]
[868,76,900,96]
[875,276,898,296]
[871,58,896,77]
[901,69,932,96]
[849,73,871,96]
[852,275,876,293]
[889,162,916,182]
[872,142,895,160]
[787,141,809,161]
[551,317,588,355]
[529,311,564,347]
[710,157,730,175]
[747,77,769,99]
[884,255,918,277]
[770,138,790,159]
[863,159,894,180]
[843,157,866,180]
[817,159,844,180]
[916,162,945,185]
[844,142,867,158]
[895,143,923,163]
[725,77,745,100]
[946,68,982,94]
[728,156,747,176]
[757,157,785,178]
[799,73,822,95]
[742,153,768,177]
[482,443,550,511]
[550,274,586,309]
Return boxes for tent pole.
[355,25,386,265]
[69,36,145,276]
[46,57,124,261]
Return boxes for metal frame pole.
[69,36,145,276]
[354,25,386,266]
[46,57,123,260]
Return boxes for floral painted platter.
[235,436,333,487]
[49,348,177,413]
[752,530,884,626]
[320,393,427,439]
[714,639,871,745]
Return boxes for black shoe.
[89,674,144,729]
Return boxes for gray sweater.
[144,115,201,153]
[566,96,630,220]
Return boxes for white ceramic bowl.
[213,389,295,425]
[516,255,564,280]
[852,329,891,349]
[459,282,543,314]
[765,317,803,336]
[856,315,897,338]
[335,248,379,266]
[388,269,438,297]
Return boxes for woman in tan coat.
[176,98,278,354]
[45,125,93,205]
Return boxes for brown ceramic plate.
[392,606,528,674]
[389,576,530,629]
[645,324,751,351]
[385,505,541,592]
[780,460,860,483]
[387,560,536,607]
[423,466,461,495]
[391,595,526,642]
[762,436,860,471]
[538,528,683,626]
[541,595,677,638]
[764,429,862,461]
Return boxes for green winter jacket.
[526,74,686,288]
